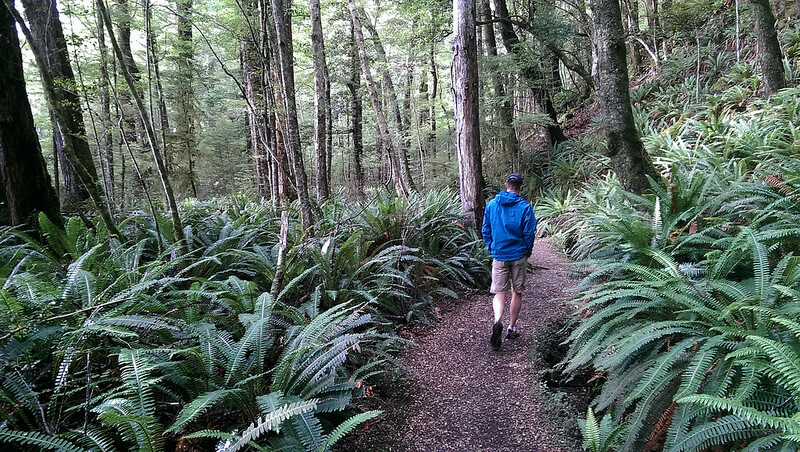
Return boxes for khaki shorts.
[490,257,528,294]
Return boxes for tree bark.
[590,0,660,194]
[0,0,62,228]
[347,19,365,198]
[96,6,114,206]
[175,0,198,197]
[309,0,330,200]
[750,0,786,95]
[242,32,272,199]
[453,0,486,230]
[269,0,314,229]
[429,43,437,155]
[348,0,410,197]
[16,0,120,236]
[21,0,93,210]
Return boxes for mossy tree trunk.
[453,0,486,230]
[750,0,786,96]
[0,0,62,229]
[590,0,661,194]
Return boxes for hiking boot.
[506,327,520,340]
[490,321,503,349]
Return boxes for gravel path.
[341,239,580,451]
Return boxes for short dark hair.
[506,173,523,189]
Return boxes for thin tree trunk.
[750,0,786,95]
[114,0,142,151]
[0,0,62,228]
[269,0,314,229]
[176,0,198,196]
[50,112,86,209]
[590,0,660,194]
[429,43,437,155]
[309,0,330,201]
[453,0,486,230]
[145,1,173,191]
[347,19,365,199]
[348,0,410,197]
[96,6,114,207]
[98,0,188,253]
[359,7,416,191]
[242,33,272,199]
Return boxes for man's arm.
[523,205,536,257]
[481,207,492,255]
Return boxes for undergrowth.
[0,190,488,451]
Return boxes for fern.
[166,388,243,434]
[0,429,84,452]
[322,410,381,451]
[223,399,318,452]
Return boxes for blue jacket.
[482,190,536,261]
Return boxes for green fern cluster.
[562,88,800,452]
[0,191,483,451]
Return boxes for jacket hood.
[496,190,524,206]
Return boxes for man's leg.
[509,290,522,329]
[493,292,506,323]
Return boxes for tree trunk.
[481,0,520,170]
[620,0,641,70]
[309,0,330,201]
[348,0,410,197]
[453,0,486,230]
[0,0,62,228]
[98,0,187,253]
[347,19,365,199]
[750,0,786,95]
[590,0,660,194]
[18,0,120,236]
[51,112,87,209]
[114,0,142,151]
[96,6,114,207]
[269,0,314,230]
[359,7,416,191]
[429,43,437,155]
[21,0,93,210]
[242,33,272,199]
[175,0,198,197]
[145,1,173,192]
[493,0,566,146]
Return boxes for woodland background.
[4,0,800,451]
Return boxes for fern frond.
[0,430,84,452]
[223,399,318,452]
[322,410,381,450]
[677,394,800,432]
[669,414,762,452]
[166,389,242,434]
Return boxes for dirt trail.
[343,240,581,452]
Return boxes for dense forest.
[3,0,800,450]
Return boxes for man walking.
[481,173,536,350]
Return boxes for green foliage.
[561,88,800,451]
[0,192,484,451]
